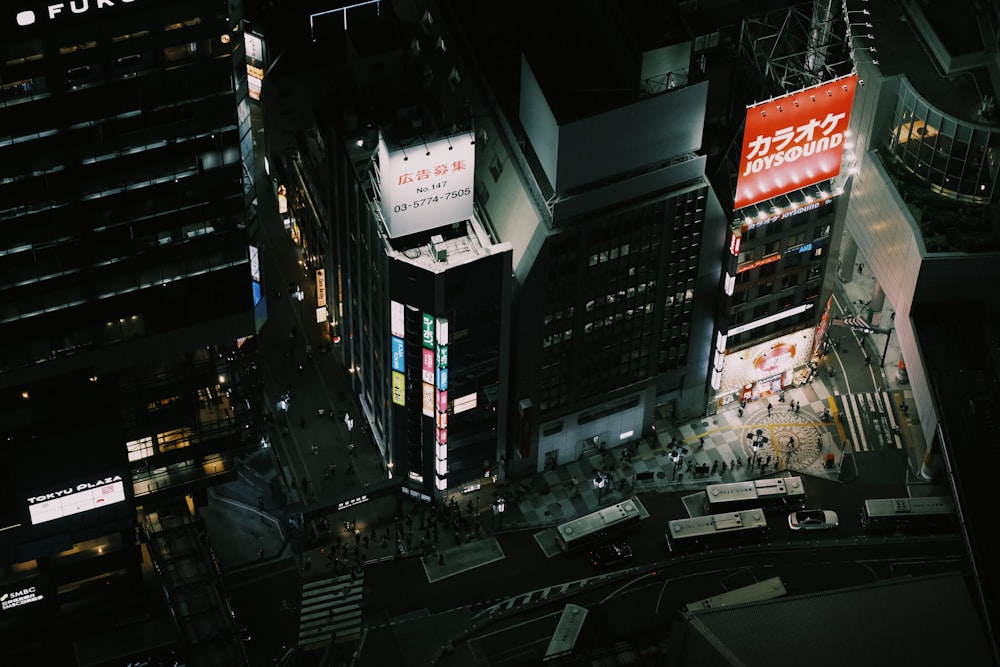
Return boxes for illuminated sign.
[734,74,857,209]
[422,383,434,417]
[422,348,435,384]
[422,313,435,349]
[27,475,126,525]
[753,343,797,373]
[0,586,44,611]
[316,269,326,306]
[391,337,405,373]
[377,132,476,238]
[742,196,835,231]
[436,317,449,345]
[437,344,448,369]
[249,245,261,306]
[390,301,405,338]
[336,494,369,511]
[15,0,137,27]
[244,31,263,62]
[436,367,448,391]
[391,371,405,406]
[437,389,448,414]
[737,253,781,274]
[453,392,477,414]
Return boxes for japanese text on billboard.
[734,75,857,209]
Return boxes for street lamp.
[747,429,769,454]
[880,311,896,367]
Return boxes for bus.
[861,496,957,533]
[666,508,769,553]
[685,576,787,612]
[554,499,643,554]
[703,476,807,514]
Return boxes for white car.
[788,509,839,531]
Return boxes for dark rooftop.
[855,0,996,125]
[913,301,1000,662]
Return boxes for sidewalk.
[501,380,846,531]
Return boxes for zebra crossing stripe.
[845,393,867,452]
[298,574,364,646]
[881,392,903,449]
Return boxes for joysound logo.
[15,0,135,26]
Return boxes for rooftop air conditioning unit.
[430,234,447,261]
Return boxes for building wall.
[0,0,261,637]
[386,238,511,495]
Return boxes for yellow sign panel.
[316,268,326,305]
[422,383,434,417]
[392,371,405,406]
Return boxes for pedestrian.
[257,547,264,561]
[349,443,355,457]
[258,495,265,509]
[737,456,743,468]
[767,402,773,416]
[789,436,795,448]
[857,262,864,274]
[738,406,743,418]
[864,354,871,365]
[795,401,801,414]
[312,443,319,456]
[699,436,705,447]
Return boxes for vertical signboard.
[391,337,405,373]
[391,371,406,406]
[422,314,435,349]
[422,383,435,417]
[390,300,405,339]
[422,349,435,384]
[734,74,857,209]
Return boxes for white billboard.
[26,475,127,525]
[378,132,475,238]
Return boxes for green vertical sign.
[422,313,435,349]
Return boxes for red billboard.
[734,74,858,210]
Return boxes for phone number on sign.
[393,188,471,213]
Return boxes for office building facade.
[0,0,262,661]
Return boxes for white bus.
[554,499,643,554]
[704,476,807,514]
[666,508,769,553]
[861,496,957,533]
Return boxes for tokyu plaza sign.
[15,0,136,26]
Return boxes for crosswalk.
[298,572,364,647]
[837,391,902,452]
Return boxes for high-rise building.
[836,0,1000,649]
[0,0,263,662]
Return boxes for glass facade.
[887,80,1000,203]
[538,186,706,412]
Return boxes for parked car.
[788,509,839,531]
[589,541,633,568]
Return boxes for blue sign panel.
[391,337,405,373]
[436,367,448,391]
